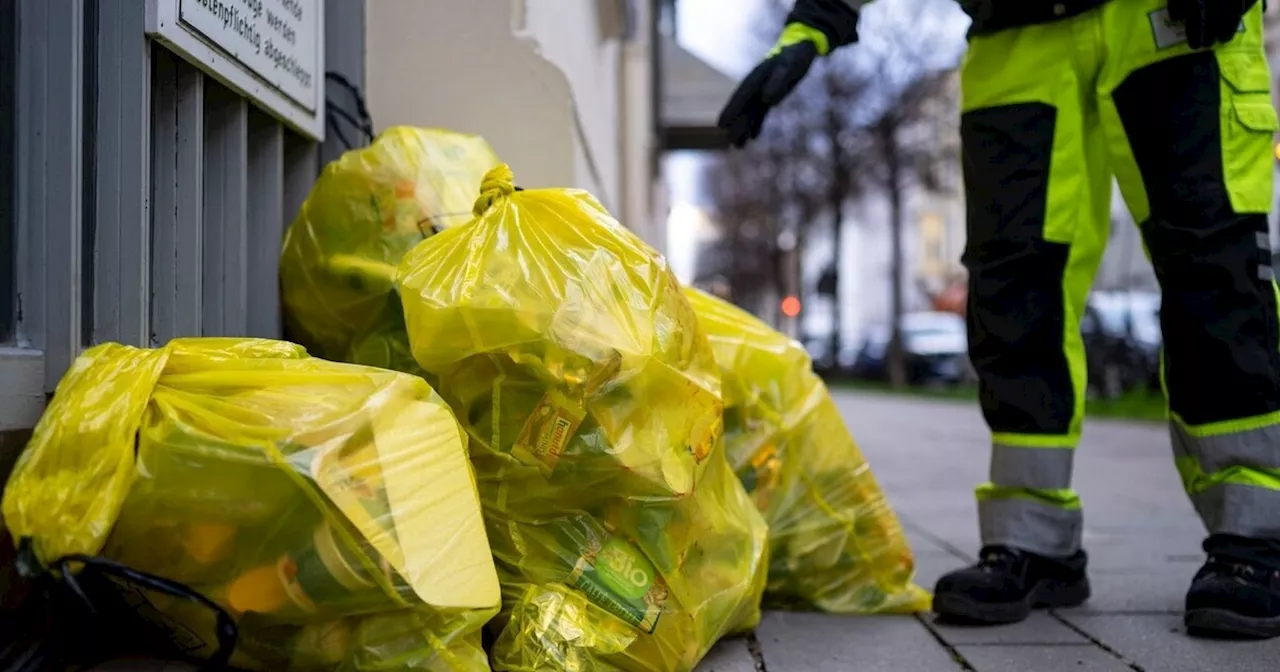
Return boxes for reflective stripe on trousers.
[1174,417,1280,540]
[978,491,1083,559]
[979,444,1081,557]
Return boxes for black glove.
[717,41,819,149]
[1168,0,1253,49]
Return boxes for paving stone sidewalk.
[698,390,1280,672]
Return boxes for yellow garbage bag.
[280,126,501,365]
[683,288,931,614]
[396,165,770,671]
[2,338,500,671]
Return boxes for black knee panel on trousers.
[1113,52,1280,425]
[962,103,1075,435]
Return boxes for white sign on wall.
[147,0,325,141]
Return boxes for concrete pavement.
[699,390,1280,671]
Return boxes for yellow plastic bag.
[2,338,500,671]
[396,166,770,671]
[682,289,931,614]
[280,126,501,365]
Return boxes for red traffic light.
[781,295,802,318]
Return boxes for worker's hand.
[718,25,826,149]
[1168,0,1251,49]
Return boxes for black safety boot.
[1185,535,1280,639]
[933,545,1090,624]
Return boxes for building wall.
[523,0,623,211]
[365,0,663,249]
[796,192,934,348]
[364,0,578,190]
[621,1,666,253]
[911,70,966,302]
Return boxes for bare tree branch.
[707,0,965,380]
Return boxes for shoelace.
[978,548,1023,574]
[1206,555,1280,584]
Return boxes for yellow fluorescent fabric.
[397,165,770,672]
[770,22,831,57]
[3,338,499,671]
[280,126,501,366]
[684,288,930,614]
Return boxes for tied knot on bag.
[473,164,517,217]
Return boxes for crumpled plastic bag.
[683,288,931,614]
[280,126,500,367]
[395,165,770,671]
[2,338,500,671]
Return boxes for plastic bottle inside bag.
[226,521,395,616]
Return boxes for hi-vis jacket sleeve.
[787,0,869,49]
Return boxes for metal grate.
[12,0,86,388]
[4,0,363,397]
[0,0,15,343]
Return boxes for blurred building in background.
[910,70,966,314]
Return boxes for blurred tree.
[709,0,962,387]
[707,0,871,343]
[861,66,959,387]
[702,90,847,323]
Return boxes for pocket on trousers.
[1218,51,1278,215]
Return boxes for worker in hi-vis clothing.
[720,0,1280,638]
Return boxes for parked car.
[849,311,972,385]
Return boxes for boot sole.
[933,578,1091,625]
[1186,608,1280,640]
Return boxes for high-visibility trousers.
[962,0,1280,557]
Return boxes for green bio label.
[569,537,668,633]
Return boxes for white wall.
[522,0,622,210]
[523,0,663,250]
[622,4,665,253]
[365,0,577,190]
[364,0,663,251]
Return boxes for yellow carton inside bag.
[2,338,500,671]
[280,126,501,368]
[396,165,770,671]
[683,289,931,614]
